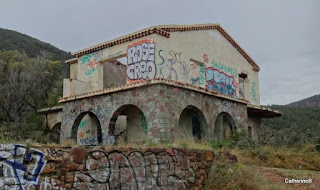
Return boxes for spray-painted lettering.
[127,39,156,81]
[206,67,237,96]
[251,81,257,102]
[0,145,46,190]
[211,61,238,77]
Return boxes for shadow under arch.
[50,122,61,144]
[178,105,207,140]
[109,104,147,143]
[71,111,102,145]
[214,112,236,140]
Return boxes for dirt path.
[258,167,320,190]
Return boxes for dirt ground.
[257,167,320,190]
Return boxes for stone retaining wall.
[0,144,215,190]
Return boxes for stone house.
[38,24,281,145]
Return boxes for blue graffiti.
[0,145,46,190]
[206,68,237,96]
[79,135,102,145]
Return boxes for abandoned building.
[38,24,281,145]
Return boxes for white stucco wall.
[66,29,260,105]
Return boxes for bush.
[204,159,260,190]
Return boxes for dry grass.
[204,159,261,190]
[232,145,320,171]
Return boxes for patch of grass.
[232,145,320,171]
[204,159,260,190]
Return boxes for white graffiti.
[127,40,156,81]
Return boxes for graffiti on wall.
[251,81,257,102]
[190,61,200,86]
[72,148,211,189]
[127,39,156,81]
[77,115,101,146]
[158,50,191,82]
[202,53,209,63]
[0,144,46,190]
[158,49,165,78]
[211,60,238,77]
[106,50,123,60]
[139,111,148,133]
[80,51,103,76]
[199,64,206,85]
[205,67,237,96]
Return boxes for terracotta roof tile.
[38,106,63,114]
[65,58,78,64]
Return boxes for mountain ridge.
[287,94,320,108]
[0,27,72,61]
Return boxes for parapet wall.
[0,144,215,190]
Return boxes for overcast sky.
[0,0,319,105]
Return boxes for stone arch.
[178,105,207,140]
[50,122,61,144]
[214,112,236,140]
[71,111,102,145]
[109,104,148,143]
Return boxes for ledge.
[38,106,63,114]
[59,78,249,104]
[247,104,282,118]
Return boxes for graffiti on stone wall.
[251,81,257,102]
[0,144,46,190]
[139,111,148,133]
[44,148,69,161]
[80,51,103,76]
[127,39,156,81]
[211,60,238,77]
[205,67,237,96]
[72,148,211,189]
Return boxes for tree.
[0,50,62,123]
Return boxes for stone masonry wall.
[0,144,215,190]
[61,83,248,145]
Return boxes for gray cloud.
[0,0,319,105]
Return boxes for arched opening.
[50,122,61,144]
[214,112,236,140]
[71,112,102,146]
[109,104,148,143]
[178,106,206,140]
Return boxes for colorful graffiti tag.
[0,144,46,190]
[127,39,156,81]
[251,81,257,102]
[80,51,103,76]
[211,61,238,77]
[205,67,237,96]
[199,64,206,85]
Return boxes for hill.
[262,104,320,146]
[0,27,72,61]
[287,94,320,108]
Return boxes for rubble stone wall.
[61,83,248,144]
[0,144,215,190]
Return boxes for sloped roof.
[38,106,63,114]
[72,24,260,71]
